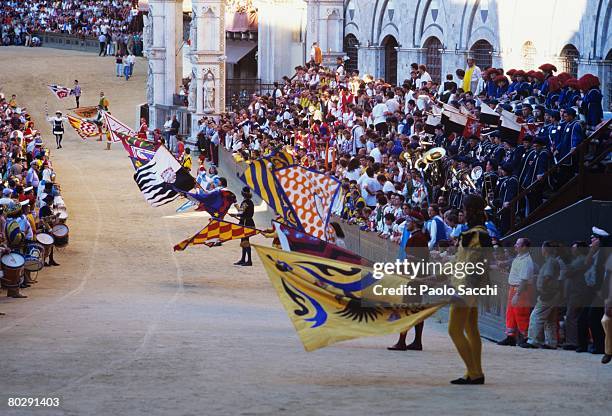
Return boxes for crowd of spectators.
[0,1,142,49]
[0,93,68,300]
[189,51,606,249]
[496,232,611,363]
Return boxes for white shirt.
[369,147,382,163]
[416,71,432,87]
[382,180,395,193]
[362,177,382,206]
[508,252,535,286]
[386,98,400,114]
[372,103,387,125]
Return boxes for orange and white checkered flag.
[173,219,261,251]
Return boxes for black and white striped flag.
[133,146,195,207]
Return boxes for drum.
[1,253,25,288]
[36,233,55,259]
[24,243,45,272]
[52,224,70,247]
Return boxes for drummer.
[3,202,34,291]
[38,194,60,267]
[0,242,25,298]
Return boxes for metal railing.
[226,78,276,111]
[148,104,194,139]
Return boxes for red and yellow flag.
[174,219,261,251]
[67,115,101,139]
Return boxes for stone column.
[146,0,184,129]
[255,0,307,84]
[305,0,345,68]
[190,0,226,135]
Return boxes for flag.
[263,149,296,169]
[274,165,340,241]
[73,106,99,119]
[479,104,501,126]
[397,226,411,261]
[48,84,72,100]
[102,111,135,142]
[499,108,518,122]
[117,131,157,161]
[463,117,482,138]
[499,115,525,146]
[133,146,195,207]
[239,158,299,228]
[176,200,197,213]
[441,110,469,135]
[275,222,368,266]
[129,157,146,170]
[181,188,237,218]
[67,115,101,139]
[174,219,261,251]
[254,245,447,352]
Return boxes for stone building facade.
[342,0,611,108]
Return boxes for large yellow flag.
[254,245,447,351]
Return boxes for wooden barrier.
[33,32,101,53]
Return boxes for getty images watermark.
[370,259,497,297]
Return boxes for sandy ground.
[0,47,610,416]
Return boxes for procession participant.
[38,194,60,267]
[495,163,518,235]
[231,186,255,267]
[137,117,148,139]
[71,80,81,109]
[388,214,429,351]
[47,110,66,149]
[98,91,109,111]
[578,75,603,130]
[448,194,491,385]
[555,108,583,162]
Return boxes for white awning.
[226,40,257,64]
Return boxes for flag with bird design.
[254,245,447,352]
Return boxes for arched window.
[559,44,579,78]
[470,39,493,69]
[423,36,442,83]
[521,41,537,70]
[382,35,398,86]
[343,34,359,74]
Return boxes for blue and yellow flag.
[254,245,447,351]
[239,152,299,227]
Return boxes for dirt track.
[0,47,610,416]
